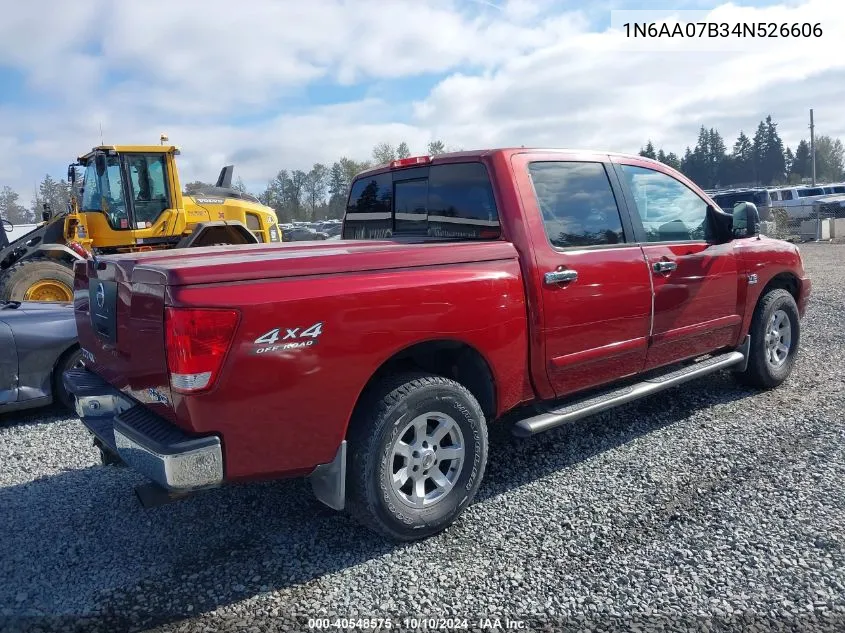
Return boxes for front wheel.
[0,258,75,302]
[734,288,800,389]
[346,373,488,541]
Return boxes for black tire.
[734,288,800,389]
[346,372,488,541]
[0,258,75,302]
[54,347,84,411]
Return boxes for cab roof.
[352,147,662,180]
[77,145,180,161]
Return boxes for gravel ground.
[1,243,844,633]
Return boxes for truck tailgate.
[73,257,179,426]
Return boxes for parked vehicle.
[0,143,281,303]
[282,227,329,241]
[769,186,832,218]
[1,300,81,414]
[707,188,772,218]
[65,149,811,541]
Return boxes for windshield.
[81,155,130,229]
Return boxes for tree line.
[5,117,844,228]
[240,139,449,223]
[639,114,845,190]
[0,175,72,225]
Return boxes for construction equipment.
[0,143,282,302]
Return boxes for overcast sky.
[0,0,842,203]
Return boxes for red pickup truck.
[65,149,811,541]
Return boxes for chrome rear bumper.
[63,369,223,492]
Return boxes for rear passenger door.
[612,159,741,371]
[511,153,653,398]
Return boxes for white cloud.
[0,0,844,206]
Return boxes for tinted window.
[426,163,499,239]
[527,161,625,248]
[798,187,825,197]
[833,186,845,194]
[770,191,780,201]
[394,179,428,235]
[621,164,709,242]
[343,173,393,239]
[781,189,794,200]
[342,162,500,240]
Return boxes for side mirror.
[67,164,76,184]
[42,202,52,222]
[732,201,760,239]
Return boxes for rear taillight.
[165,307,239,394]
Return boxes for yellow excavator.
[0,140,281,302]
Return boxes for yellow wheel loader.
[0,144,282,302]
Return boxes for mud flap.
[734,334,751,373]
[308,440,346,511]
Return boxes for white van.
[769,186,831,217]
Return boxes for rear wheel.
[345,373,488,541]
[0,258,75,302]
[734,288,800,389]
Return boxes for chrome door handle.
[544,269,578,285]
[652,260,677,273]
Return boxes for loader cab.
[78,147,175,232]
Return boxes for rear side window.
[527,161,625,248]
[342,162,500,240]
[426,163,499,238]
[781,189,794,200]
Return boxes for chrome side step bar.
[513,338,749,438]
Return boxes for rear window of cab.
[343,162,501,240]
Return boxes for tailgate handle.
[545,269,578,285]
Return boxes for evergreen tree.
[790,140,811,182]
[761,115,786,185]
[751,120,768,185]
[0,185,30,224]
[639,141,657,159]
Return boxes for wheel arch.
[347,338,498,436]
[760,271,801,304]
[52,342,82,394]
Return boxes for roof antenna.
[99,122,104,145]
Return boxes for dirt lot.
[1,243,844,633]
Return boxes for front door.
[612,160,741,371]
[512,154,653,398]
